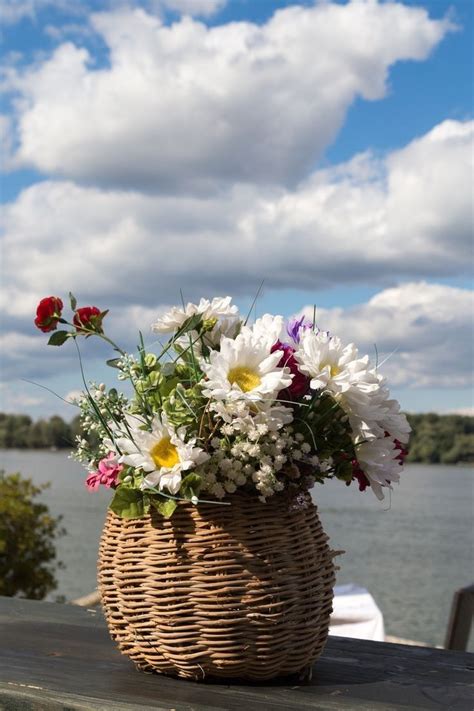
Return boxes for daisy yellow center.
[228,366,261,393]
[150,437,179,469]
[321,362,341,378]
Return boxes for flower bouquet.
[35,293,410,680]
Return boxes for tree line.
[0,411,472,464]
[0,413,92,450]
[404,413,474,464]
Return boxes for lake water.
[1,450,472,649]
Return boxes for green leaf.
[150,497,177,519]
[175,313,202,340]
[180,473,202,500]
[106,358,122,369]
[47,330,70,346]
[109,487,145,519]
[160,376,179,398]
[335,460,353,482]
[69,292,77,311]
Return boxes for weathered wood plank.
[445,583,474,651]
[0,597,473,710]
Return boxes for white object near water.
[329,584,385,642]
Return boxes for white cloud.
[64,389,84,403]
[4,282,471,402]
[300,282,474,389]
[155,0,226,17]
[1,119,471,320]
[0,381,44,411]
[0,2,469,414]
[0,329,81,379]
[43,22,95,41]
[0,0,226,27]
[0,114,15,170]
[443,408,474,416]
[5,2,452,191]
[0,301,173,384]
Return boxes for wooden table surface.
[0,596,472,710]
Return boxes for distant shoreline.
[1,411,473,466]
[1,447,472,467]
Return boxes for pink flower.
[86,453,122,492]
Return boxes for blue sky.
[0,0,473,418]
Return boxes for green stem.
[73,339,121,454]
[144,484,231,506]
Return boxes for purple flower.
[286,315,314,344]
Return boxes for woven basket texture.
[98,491,337,681]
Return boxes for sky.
[0,0,473,420]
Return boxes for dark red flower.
[384,431,409,465]
[34,296,63,332]
[351,460,370,492]
[73,306,103,333]
[271,341,310,399]
[394,438,408,464]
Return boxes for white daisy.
[151,296,240,347]
[151,304,197,334]
[240,313,285,351]
[108,414,209,494]
[355,437,403,500]
[200,328,292,404]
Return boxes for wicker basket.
[98,491,337,681]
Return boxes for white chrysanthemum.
[341,373,411,445]
[374,389,411,444]
[295,330,410,446]
[295,329,375,395]
[151,296,240,346]
[200,329,292,403]
[355,437,403,500]
[109,414,209,494]
[240,313,285,351]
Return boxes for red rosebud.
[73,306,104,333]
[34,296,63,332]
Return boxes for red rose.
[73,306,104,333]
[34,296,63,332]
